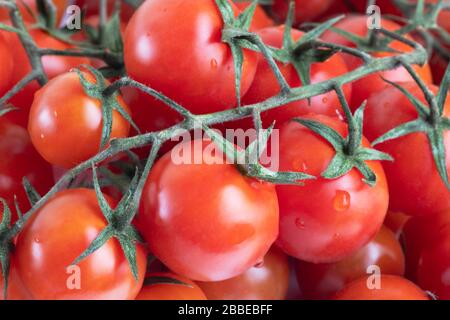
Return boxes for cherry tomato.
[364,82,450,216]
[0,256,33,300]
[241,26,351,128]
[233,1,274,30]
[28,70,131,169]
[276,114,389,263]
[333,275,429,300]
[4,29,91,127]
[272,0,334,25]
[16,188,147,300]
[0,118,53,220]
[295,226,405,300]
[0,32,13,97]
[417,230,450,300]
[138,139,279,281]
[384,210,411,239]
[136,273,207,300]
[197,246,289,300]
[403,209,450,281]
[0,0,68,24]
[124,0,258,114]
[322,15,432,109]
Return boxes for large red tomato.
[333,275,429,300]
[364,82,450,216]
[197,246,289,300]
[272,0,334,24]
[322,15,433,109]
[4,29,91,127]
[136,273,207,300]
[0,118,53,220]
[417,230,450,300]
[138,139,279,281]
[16,188,147,300]
[295,226,405,299]
[276,114,389,263]
[124,0,258,114]
[28,70,131,169]
[241,26,351,128]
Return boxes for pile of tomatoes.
[0,0,449,301]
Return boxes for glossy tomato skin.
[295,226,405,300]
[16,188,147,300]
[0,0,68,24]
[197,246,289,300]
[241,26,351,129]
[136,273,207,300]
[402,209,450,281]
[0,32,13,97]
[322,15,432,109]
[138,139,279,282]
[233,1,274,30]
[28,71,131,169]
[417,231,450,300]
[272,0,334,24]
[364,82,450,216]
[4,29,91,127]
[276,114,389,263]
[0,119,53,220]
[333,275,429,300]
[124,0,258,115]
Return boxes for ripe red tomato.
[28,70,131,169]
[135,273,207,300]
[384,210,411,239]
[402,209,450,281]
[295,226,405,300]
[272,0,334,24]
[417,230,450,300]
[364,82,450,216]
[0,32,13,97]
[16,188,147,300]
[241,26,351,128]
[276,114,389,263]
[124,0,258,114]
[197,246,289,300]
[233,1,274,30]
[3,29,91,127]
[138,139,279,281]
[0,257,33,300]
[322,15,433,109]
[0,0,68,24]
[0,118,53,220]
[333,275,429,300]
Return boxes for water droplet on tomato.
[295,218,306,229]
[335,109,345,121]
[322,96,328,104]
[334,232,341,239]
[40,134,45,139]
[292,159,307,172]
[333,190,351,212]
[210,59,218,69]
[34,237,40,243]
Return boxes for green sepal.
[0,199,12,300]
[381,78,429,119]
[22,177,41,206]
[428,128,450,189]
[437,62,450,115]
[0,106,18,118]
[372,119,428,146]
[74,65,139,149]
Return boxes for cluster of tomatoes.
[0,0,449,301]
